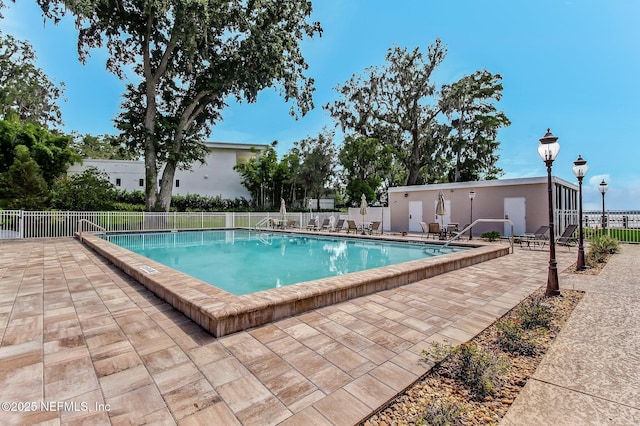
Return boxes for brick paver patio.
[0,237,575,425]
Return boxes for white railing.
[0,210,343,240]
[2,209,638,243]
[555,209,639,244]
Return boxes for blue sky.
[3,0,639,210]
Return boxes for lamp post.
[468,190,475,239]
[538,128,561,297]
[572,155,588,271]
[599,179,608,236]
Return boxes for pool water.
[102,230,463,295]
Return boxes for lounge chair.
[320,218,331,231]
[346,220,358,234]
[369,221,381,235]
[306,218,318,230]
[285,219,296,229]
[333,219,345,232]
[557,224,578,249]
[517,225,549,248]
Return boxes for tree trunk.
[155,161,177,212]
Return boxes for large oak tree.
[326,40,509,186]
[38,0,321,211]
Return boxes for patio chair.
[346,220,358,234]
[320,218,331,231]
[517,225,549,248]
[333,219,345,232]
[557,224,578,249]
[451,223,470,240]
[428,222,441,239]
[420,222,428,239]
[369,221,381,235]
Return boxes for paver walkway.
[0,237,575,425]
[502,243,640,425]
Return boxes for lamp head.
[538,128,560,163]
[599,179,608,194]
[572,155,588,179]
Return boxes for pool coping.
[78,230,510,337]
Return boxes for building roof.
[203,141,270,151]
[388,176,578,193]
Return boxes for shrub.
[416,397,466,426]
[422,342,508,400]
[516,296,553,329]
[480,231,501,241]
[587,235,619,264]
[495,318,538,356]
[50,167,115,211]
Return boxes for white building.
[68,142,269,199]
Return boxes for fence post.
[19,210,24,239]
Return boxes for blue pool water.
[102,230,464,295]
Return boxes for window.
[139,179,144,187]
[116,178,121,187]
[175,180,180,188]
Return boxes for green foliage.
[494,318,538,356]
[416,397,466,426]
[38,0,321,211]
[422,342,508,400]
[0,119,79,186]
[440,70,510,182]
[326,40,509,186]
[0,145,49,209]
[338,135,393,205]
[589,235,619,255]
[516,297,553,329]
[587,235,619,264]
[480,230,501,241]
[50,167,116,211]
[292,129,337,210]
[0,31,65,128]
[71,133,139,160]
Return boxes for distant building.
[388,177,579,237]
[67,142,269,200]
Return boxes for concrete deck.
[0,236,628,425]
[501,243,640,425]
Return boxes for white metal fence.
[0,210,345,240]
[557,209,640,244]
[1,209,638,243]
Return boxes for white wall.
[67,142,267,200]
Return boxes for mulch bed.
[361,286,587,426]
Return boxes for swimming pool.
[102,230,464,295]
[81,229,509,336]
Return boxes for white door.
[409,201,423,232]
[504,197,526,236]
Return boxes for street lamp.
[572,155,588,271]
[599,179,608,236]
[538,128,561,297]
[468,190,476,239]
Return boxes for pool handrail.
[77,219,107,242]
[443,218,514,253]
